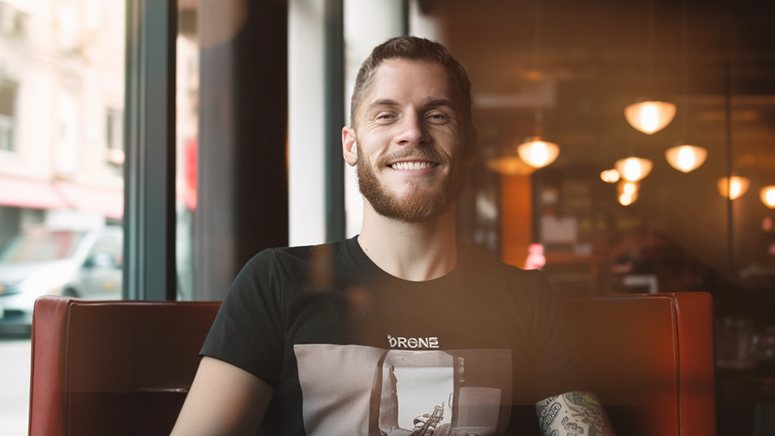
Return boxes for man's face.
[343,59,471,223]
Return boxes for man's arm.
[536,391,617,436]
[170,356,274,436]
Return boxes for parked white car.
[0,226,122,334]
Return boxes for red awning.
[0,176,69,210]
[0,176,124,218]
[54,182,124,219]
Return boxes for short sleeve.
[200,249,286,388]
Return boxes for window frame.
[123,0,177,300]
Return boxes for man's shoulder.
[459,241,530,273]
[240,239,353,279]
[248,240,346,262]
[458,241,551,288]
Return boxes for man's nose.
[396,114,430,146]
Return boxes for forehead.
[363,59,456,107]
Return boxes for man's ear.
[463,125,479,166]
[342,126,358,167]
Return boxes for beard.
[356,147,468,223]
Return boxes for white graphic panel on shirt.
[294,344,512,436]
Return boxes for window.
[0,2,126,432]
[0,1,28,37]
[0,79,18,152]
[105,108,124,166]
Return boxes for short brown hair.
[350,36,473,136]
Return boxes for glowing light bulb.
[616,181,639,206]
[517,136,560,169]
[614,157,653,182]
[624,101,676,134]
[761,186,775,209]
[665,145,707,173]
[600,169,620,183]
[619,193,637,206]
[621,181,638,196]
[717,177,750,200]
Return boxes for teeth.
[390,161,436,170]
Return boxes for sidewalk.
[0,338,30,436]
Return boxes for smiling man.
[345,57,471,227]
[171,36,615,436]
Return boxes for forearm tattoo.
[535,391,616,436]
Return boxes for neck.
[358,202,458,281]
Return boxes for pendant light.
[614,157,653,182]
[618,181,640,205]
[717,176,750,200]
[761,186,775,209]
[517,136,560,169]
[600,169,620,183]
[625,0,675,134]
[619,180,640,196]
[518,0,560,169]
[665,144,707,173]
[666,0,707,173]
[625,101,677,134]
[619,193,638,206]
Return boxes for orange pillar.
[501,174,533,268]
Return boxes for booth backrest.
[29,292,715,436]
[567,292,716,436]
[29,296,220,436]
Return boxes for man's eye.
[426,113,448,123]
[376,113,395,121]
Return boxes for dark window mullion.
[324,0,345,242]
[123,0,177,300]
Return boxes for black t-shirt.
[201,237,581,435]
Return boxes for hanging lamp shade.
[665,144,707,173]
[614,157,653,182]
[717,176,750,200]
[761,186,775,209]
[618,192,638,206]
[617,180,639,206]
[600,169,620,183]
[618,180,640,196]
[624,101,677,134]
[517,136,560,169]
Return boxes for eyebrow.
[365,98,458,113]
[366,99,399,113]
[424,99,457,111]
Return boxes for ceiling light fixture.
[665,0,707,173]
[517,136,560,169]
[619,193,638,206]
[717,176,750,200]
[761,186,775,209]
[665,144,707,173]
[625,0,675,135]
[619,180,640,196]
[617,180,640,206]
[614,157,653,182]
[517,0,560,170]
[625,101,677,134]
[600,169,620,183]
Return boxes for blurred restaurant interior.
[0,0,774,434]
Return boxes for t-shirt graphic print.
[295,344,512,436]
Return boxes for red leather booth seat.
[28,292,715,436]
[28,296,220,436]
[568,292,716,436]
